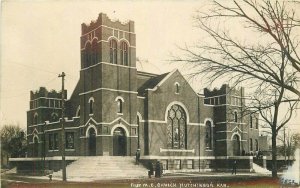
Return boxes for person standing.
[155,161,161,178]
[135,149,140,165]
[232,160,237,175]
[160,162,164,177]
[148,162,154,178]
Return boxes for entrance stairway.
[252,163,271,174]
[52,156,148,182]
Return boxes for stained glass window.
[167,104,187,149]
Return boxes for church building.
[26,13,261,171]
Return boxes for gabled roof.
[137,72,170,96]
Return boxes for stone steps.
[52,156,148,181]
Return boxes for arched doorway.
[33,137,39,157]
[232,134,240,156]
[113,127,126,156]
[88,128,96,156]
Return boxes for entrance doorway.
[88,128,96,156]
[113,127,126,156]
[232,134,240,156]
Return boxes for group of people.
[242,150,263,159]
[148,161,163,178]
[135,149,164,178]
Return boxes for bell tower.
[79,13,138,156]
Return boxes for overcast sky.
[1,1,299,132]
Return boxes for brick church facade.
[26,13,261,170]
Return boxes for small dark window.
[204,98,209,104]
[89,99,94,114]
[250,115,253,128]
[117,99,123,113]
[234,112,238,122]
[175,83,180,94]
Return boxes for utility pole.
[59,72,67,181]
[284,127,286,165]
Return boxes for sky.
[1,0,299,133]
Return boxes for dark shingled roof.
[137,72,170,96]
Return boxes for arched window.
[250,115,253,128]
[167,104,187,149]
[120,42,128,65]
[33,113,38,125]
[89,98,94,114]
[205,121,212,149]
[175,82,180,94]
[255,139,259,151]
[249,138,253,151]
[234,111,238,122]
[117,99,123,113]
[51,113,59,122]
[110,39,117,64]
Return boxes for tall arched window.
[249,138,253,151]
[110,39,117,64]
[89,98,94,114]
[117,99,123,113]
[205,121,212,149]
[120,42,128,65]
[85,43,92,67]
[167,104,187,149]
[234,111,238,122]
[91,39,98,65]
[250,115,253,128]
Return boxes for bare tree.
[174,0,300,177]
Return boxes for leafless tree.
[174,0,300,177]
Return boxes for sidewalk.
[2,170,272,182]
[2,171,282,188]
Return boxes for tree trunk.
[272,126,278,178]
